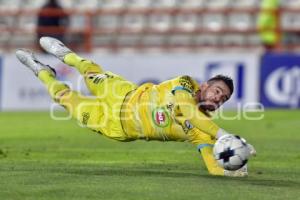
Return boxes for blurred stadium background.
[0,0,300,200]
[1,0,300,52]
[0,0,299,110]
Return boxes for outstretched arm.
[181,124,249,177]
[186,126,225,176]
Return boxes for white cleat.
[39,36,72,61]
[224,164,248,177]
[16,49,56,77]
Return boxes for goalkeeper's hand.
[247,143,257,157]
[237,135,257,157]
[234,135,257,157]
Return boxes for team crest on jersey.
[152,107,170,128]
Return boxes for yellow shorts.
[95,71,138,141]
[61,71,138,141]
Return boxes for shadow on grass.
[63,167,300,189]
[203,174,300,188]
[2,163,300,189]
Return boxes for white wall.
[0,53,260,111]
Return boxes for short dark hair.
[207,75,234,95]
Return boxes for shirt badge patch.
[152,107,170,128]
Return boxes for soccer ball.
[213,134,250,171]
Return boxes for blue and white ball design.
[213,134,250,171]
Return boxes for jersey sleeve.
[186,127,224,176]
[186,126,216,145]
[172,88,220,138]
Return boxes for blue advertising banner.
[260,53,300,108]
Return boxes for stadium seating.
[202,14,226,31]
[148,14,172,31]
[174,14,199,31]
[150,0,177,8]
[126,0,151,9]
[69,0,99,10]
[20,0,46,9]
[0,0,298,52]
[230,0,259,8]
[281,13,300,29]
[177,0,204,8]
[204,0,230,9]
[0,0,21,11]
[228,13,254,31]
[122,14,145,30]
[98,0,125,9]
[281,0,300,8]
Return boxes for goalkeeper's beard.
[198,100,219,112]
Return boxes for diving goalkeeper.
[16,37,255,177]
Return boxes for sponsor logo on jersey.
[152,107,170,128]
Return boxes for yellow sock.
[200,146,224,176]
[38,70,70,101]
[64,53,103,75]
[64,52,82,67]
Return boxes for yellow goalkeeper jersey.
[120,76,221,144]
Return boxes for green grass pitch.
[0,110,300,200]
